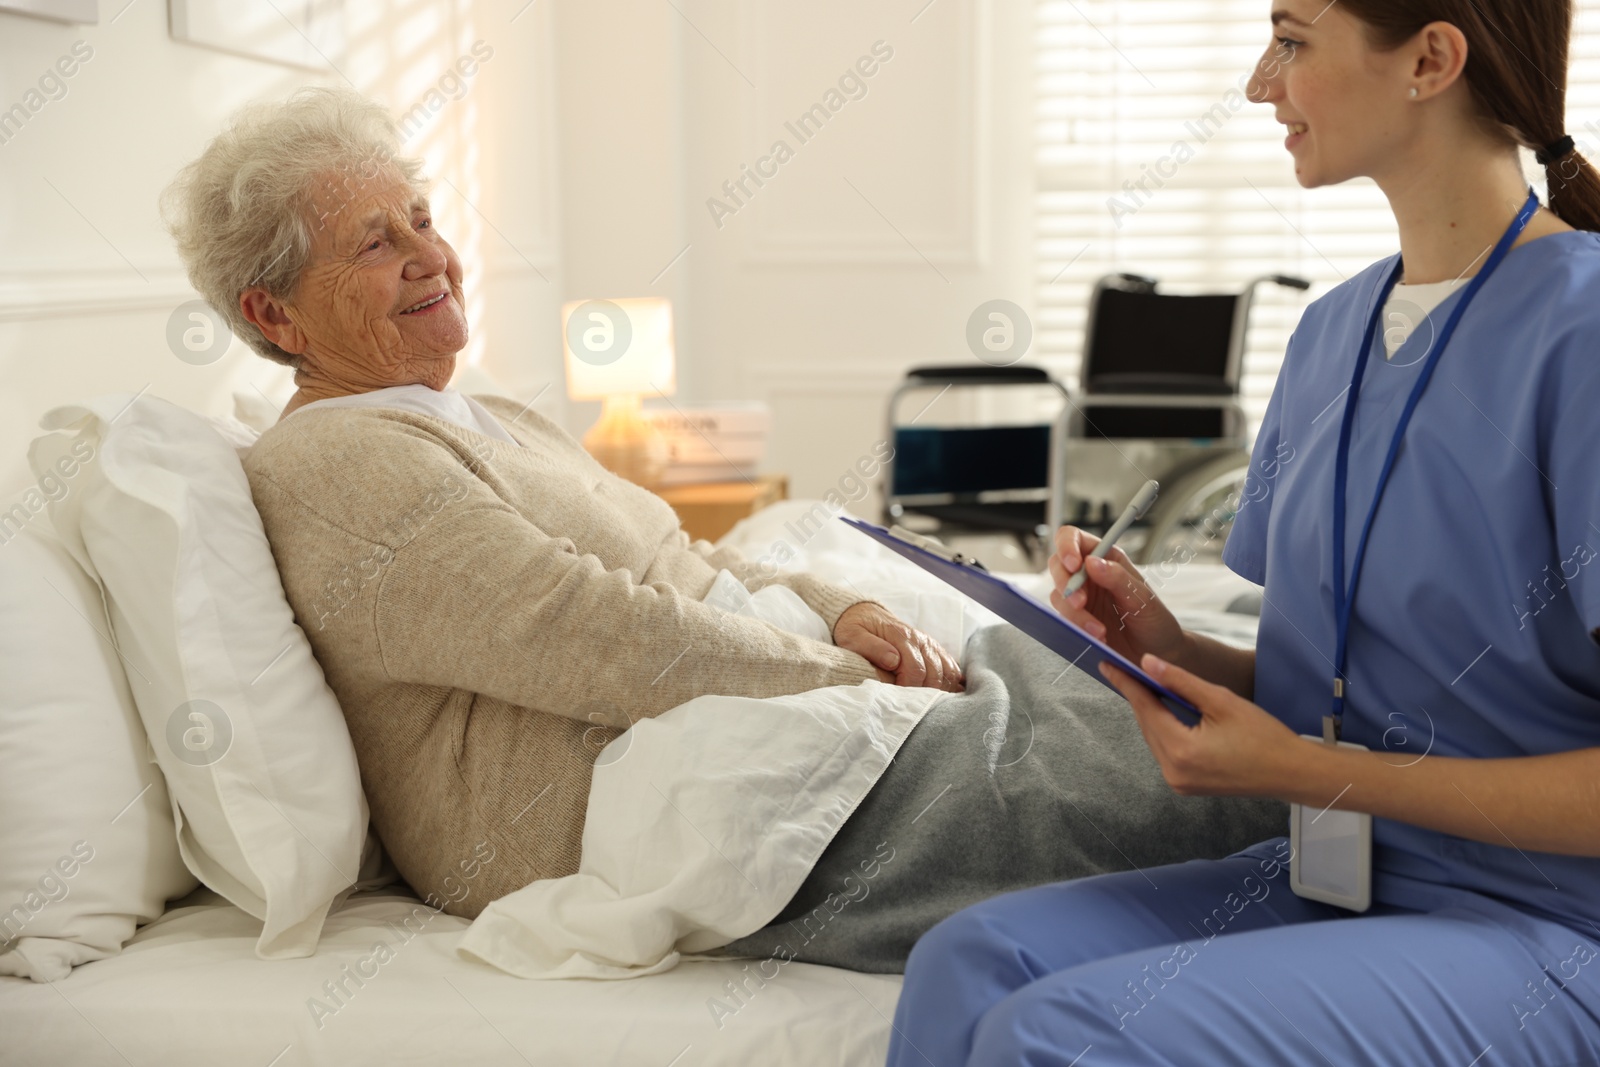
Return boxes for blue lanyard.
[1328,188,1541,738]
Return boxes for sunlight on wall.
[352,0,488,370]
[221,0,493,407]
[455,16,487,371]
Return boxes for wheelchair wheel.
[1133,451,1252,566]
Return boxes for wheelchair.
[881,271,1310,569]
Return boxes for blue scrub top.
[1224,229,1600,933]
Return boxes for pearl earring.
[1409,87,1419,98]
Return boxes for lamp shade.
[562,297,676,401]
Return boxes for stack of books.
[640,402,771,486]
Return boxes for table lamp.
[562,297,677,488]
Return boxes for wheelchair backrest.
[1082,284,1242,397]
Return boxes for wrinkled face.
[1248,0,1418,188]
[284,166,467,389]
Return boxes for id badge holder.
[1289,726,1372,913]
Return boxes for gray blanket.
[709,621,1286,974]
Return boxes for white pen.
[1061,479,1160,595]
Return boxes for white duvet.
[458,505,1258,981]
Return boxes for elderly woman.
[163,87,1286,971]
[163,86,960,912]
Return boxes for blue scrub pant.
[886,839,1600,1067]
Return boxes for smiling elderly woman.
[161,87,963,918]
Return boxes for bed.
[3,884,905,1066]
[1,569,1256,1067]
[0,396,1262,1066]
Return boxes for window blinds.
[1034,0,1600,431]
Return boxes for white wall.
[2,0,1035,507]
[0,0,565,496]
[558,0,1037,502]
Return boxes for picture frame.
[168,0,346,71]
[0,0,99,23]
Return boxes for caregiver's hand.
[1098,655,1300,798]
[834,602,965,692]
[1048,526,1185,665]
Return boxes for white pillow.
[27,393,371,959]
[231,390,282,436]
[0,519,197,982]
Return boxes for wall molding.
[490,0,562,275]
[0,255,557,324]
[0,231,557,324]
[0,265,195,321]
[737,0,991,267]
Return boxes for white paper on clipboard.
[842,518,1202,726]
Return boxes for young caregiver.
[887,0,1600,1064]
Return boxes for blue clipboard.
[842,518,1201,726]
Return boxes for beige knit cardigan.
[242,396,878,917]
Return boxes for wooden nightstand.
[656,474,788,543]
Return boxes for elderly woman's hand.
[834,602,964,692]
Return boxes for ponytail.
[1540,136,1600,231]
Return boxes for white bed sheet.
[0,885,902,1067]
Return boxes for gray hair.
[160,86,428,367]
